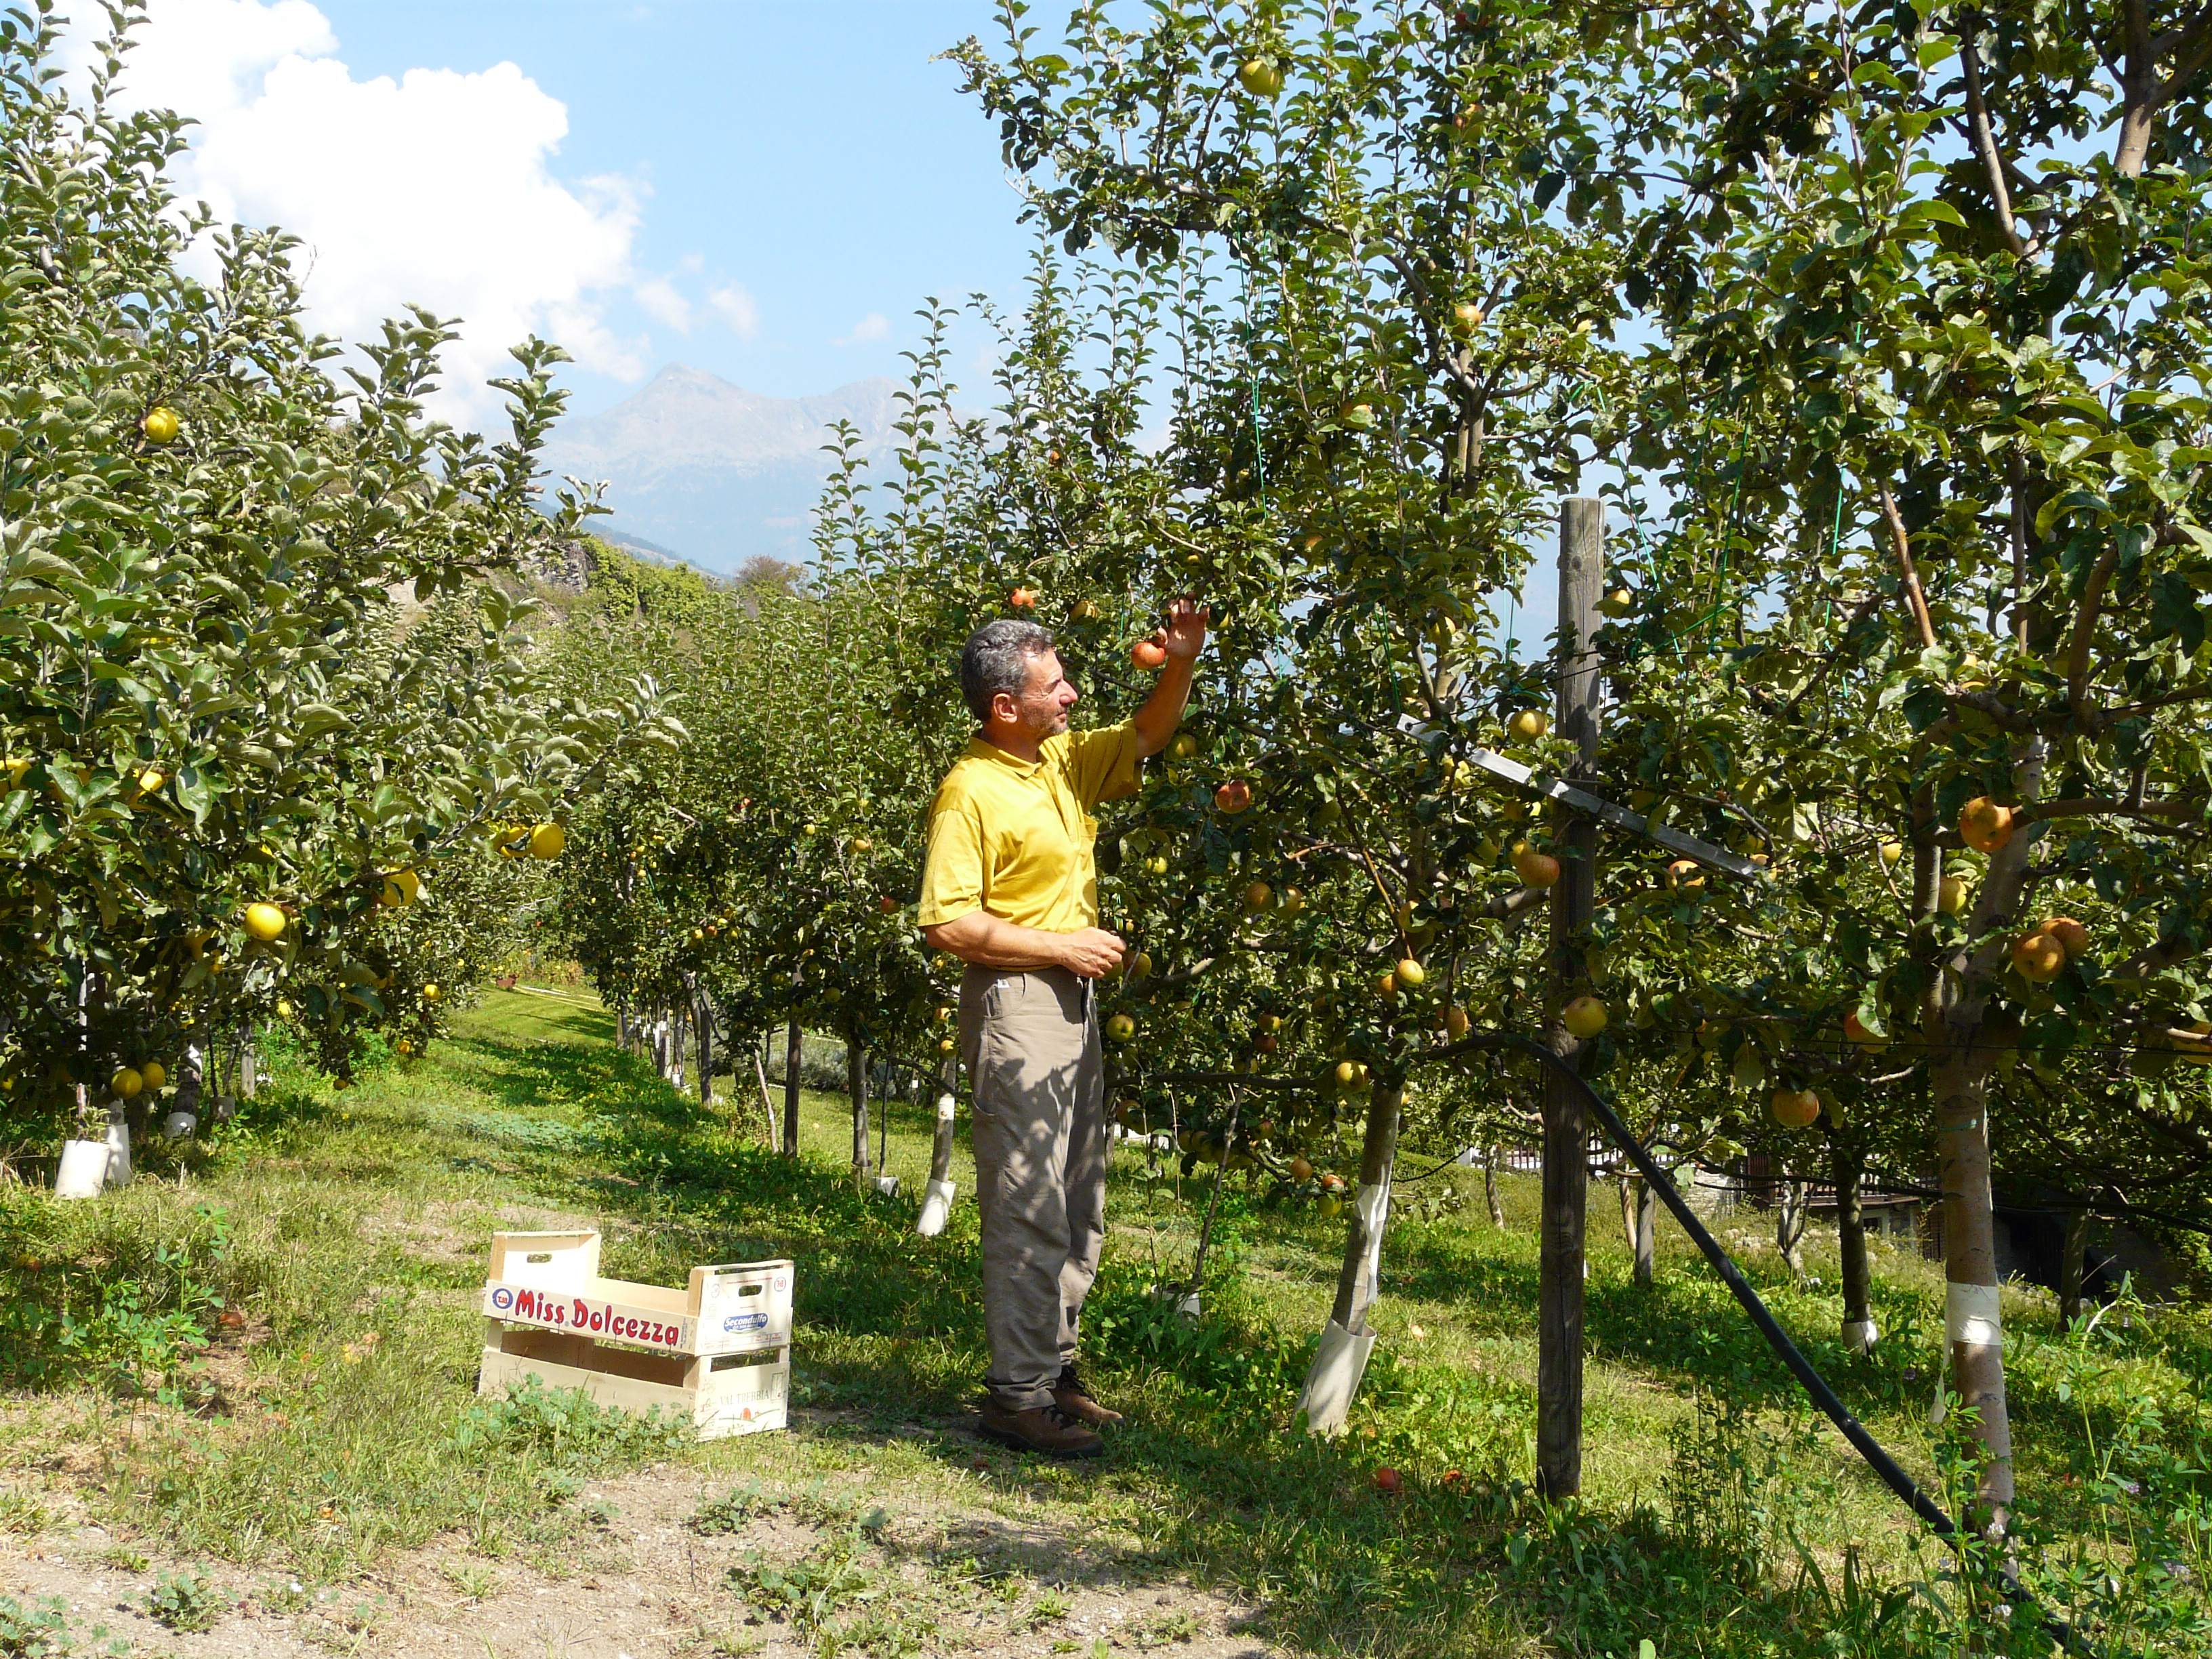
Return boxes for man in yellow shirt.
[919,600,1208,1458]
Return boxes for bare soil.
[1,1413,1282,1658]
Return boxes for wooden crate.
[476,1229,792,1437]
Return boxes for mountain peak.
[543,367,916,572]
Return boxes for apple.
[1507,709,1550,741]
[1376,970,1398,998]
[1128,950,1153,978]
[1132,638,1168,670]
[1333,1060,1359,1088]
[1395,957,1425,989]
[529,823,565,859]
[1512,845,1560,888]
[878,895,898,914]
[1286,1155,1314,1183]
[1340,401,1376,429]
[1769,1088,1821,1129]
[2011,932,2066,983]
[2041,916,2089,958]
[1244,880,1273,912]
[1445,1006,1471,1040]
[1145,855,1169,876]
[1072,598,1099,619]
[1843,1011,1887,1050]
[1597,588,1633,618]
[1237,56,1284,96]
[1170,731,1199,760]
[1106,1012,1136,1040]
[110,1067,143,1100]
[1215,779,1253,813]
[1280,887,1307,916]
[141,406,180,444]
[422,983,443,1004]
[1562,996,1607,1040]
[1879,840,1904,867]
[3,756,29,790]
[136,766,165,794]
[1450,300,1485,335]
[1255,1032,1278,1054]
[380,869,420,908]
[140,1061,166,1090]
[244,902,287,943]
[1959,796,2013,854]
[1665,859,1705,891]
[1318,1192,1343,1219]
[1009,587,1038,609]
[1938,874,1971,914]
[1373,1467,1403,1494]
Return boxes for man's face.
[1000,649,1078,737]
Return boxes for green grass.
[0,989,2206,1656]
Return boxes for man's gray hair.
[960,619,1055,722]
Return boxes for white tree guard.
[1296,1319,1378,1436]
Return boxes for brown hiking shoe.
[1053,1365,1123,1427]
[976,1399,1103,1460]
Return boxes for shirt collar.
[966,733,1046,777]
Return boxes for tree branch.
[1877,486,1937,649]
[1958,26,2030,258]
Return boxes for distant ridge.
[543,365,910,573]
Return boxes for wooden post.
[1538,497,1602,1501]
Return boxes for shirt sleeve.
[1066,720,1143,808]
[916,790,987,927]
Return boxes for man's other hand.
[1060,928,1127,979]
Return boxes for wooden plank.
[478,1344,789,1438]
[1458,747,1763,880]
[487,1229,600,1286]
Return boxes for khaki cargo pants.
[958,963,1107,1412]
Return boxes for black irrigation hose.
[1458,1032,1958,1536]
[1130,1036,2089,1652]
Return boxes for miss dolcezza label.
[484,1283,684,1350]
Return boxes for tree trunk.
[1633,1176,1657,1288]
[695,997,714,1107]
[1538,495,1603,1502]
[751,1043,781,1152]
[1834,1138,1875,1351]
[848,1039,871,1182]
[1933,1052,2013,1521]
[239,1023,258,1099]
[2058,1205,2091,1326]
[1485,1143,1506,1228]
[783,1016,802,1158]
[1618,1174,1637,1252]
[1328,1072,1404,1334]
[1777,1179,1809,1279]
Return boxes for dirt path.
[1,1414,1282,1658]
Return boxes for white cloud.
[635,276,693,333]
[709,284,760,339]
[85,1,655,422]
[836,312,890,346]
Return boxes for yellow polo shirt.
[917,722,1143,933]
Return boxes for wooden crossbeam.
[1460,747,1765,881]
